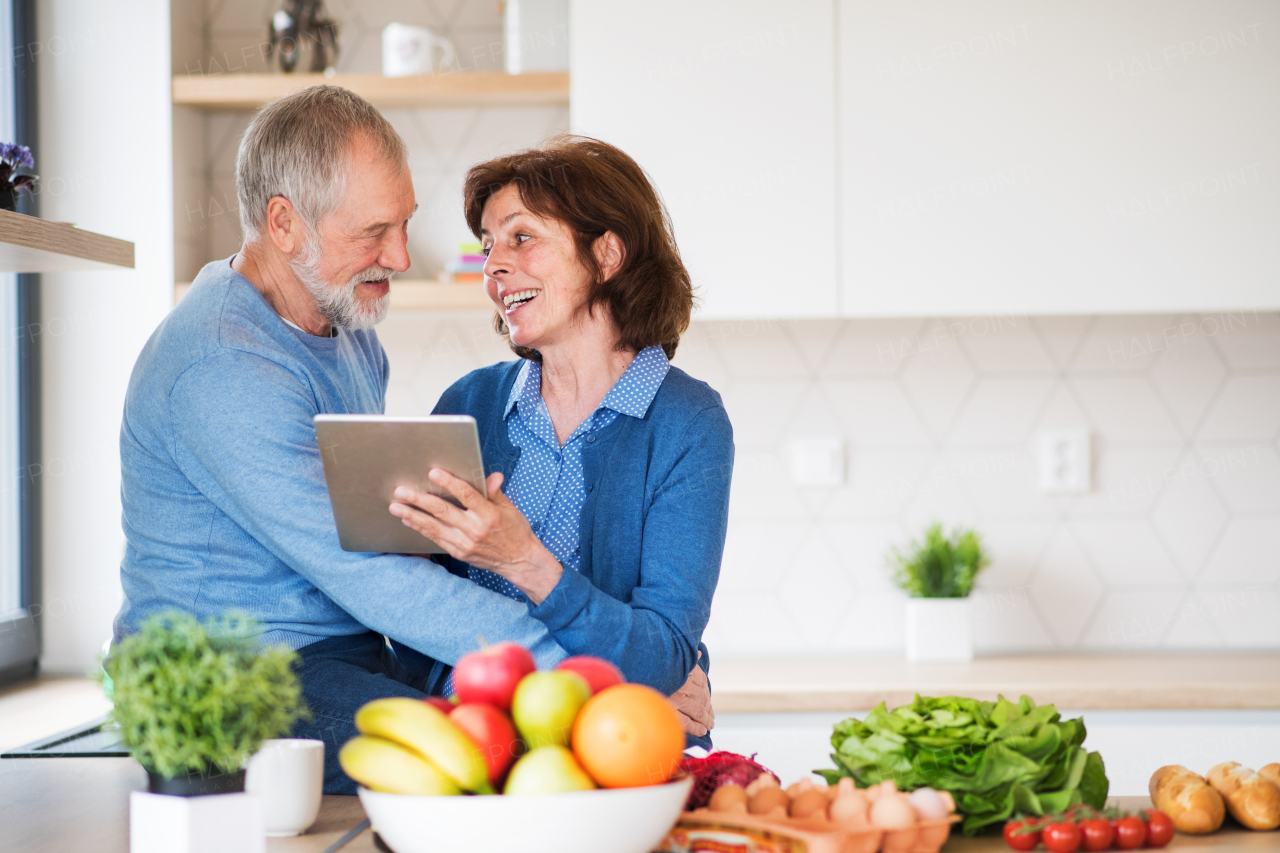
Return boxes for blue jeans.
[292,632,450,795]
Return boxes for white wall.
[36,0,173,673]
[376,309,1280,656]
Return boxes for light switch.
[1037,429,1091,493]
[788,437,845,487]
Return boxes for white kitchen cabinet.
[571,0,839,319]
[839,0,1280,317]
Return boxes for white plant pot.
[130,790,264,853]
[905,598,973,662]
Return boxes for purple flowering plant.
[1,142,38,199]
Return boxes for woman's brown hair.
[463,135,694,360]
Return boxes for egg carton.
[657,811,960,853]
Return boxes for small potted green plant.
[105,611,307,851]
[889,523,989,661]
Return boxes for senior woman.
[389,137,733,744]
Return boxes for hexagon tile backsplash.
[378,309,1280,656]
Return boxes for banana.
[338,736,462,795]
[354,697,494,794]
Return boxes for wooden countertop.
[2,758,1275,852]
[710,654,1280,713]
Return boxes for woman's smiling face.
[480,183,599,352]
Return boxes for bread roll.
[1206,762,1280,831]
[1148,765,1225,834]
[1260,764,1280,788]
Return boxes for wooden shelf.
[172,72,570,110]
[0,209,134,273]
[174,279,493,311]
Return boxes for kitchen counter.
[0,757,379,853]
[1,758,1275,852]
[710,654,1280,712]
[941,799,1276,852]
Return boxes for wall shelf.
[174,278,492,311]
[172,71,570,110]
[0,209,135,273]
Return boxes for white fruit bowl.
[358,775,693,853]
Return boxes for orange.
[571,683,685,788]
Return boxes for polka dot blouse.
[469,346,671,601]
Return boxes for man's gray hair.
[236,86,407,242]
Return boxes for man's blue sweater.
[112,258,564,667]
[434,359,734,695]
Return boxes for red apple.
[423,696,456,714]
[555,656,624,694]
[453,641,536,710]
[449,703,520,785]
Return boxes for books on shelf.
[442,242,485,283]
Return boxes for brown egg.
[870,794,917,829]
[709,783,748,813]
[749,785,791,815]
[830,789,871,827]
[789,788,830,820]
[786,778,815,796]
[746,773,779,796]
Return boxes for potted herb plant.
[889,523,989,662]
[0,142,37,211]
[104,611,307,852]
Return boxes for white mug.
[382,23,457,77]
[245,738,325,837]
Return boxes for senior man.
[112,87,711,793]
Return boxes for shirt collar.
[600,346,670,419]
[504,359,535,418]
[502,345,671,421]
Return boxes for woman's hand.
[668,652,715,737]
[390,470,563,604]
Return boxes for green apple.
[503,745,596,795]
[511,670,591,749]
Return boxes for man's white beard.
[290,230,393,330]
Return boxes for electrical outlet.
[1038,429,1091,493]
[788,437,844,486]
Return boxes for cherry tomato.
[1003,817,1042,852]
[1079,817,1114,852]
[1142,809,1174,848]
[1042,820,1083,853]
[1114,815,1147,849]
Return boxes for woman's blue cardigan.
[432,359,734,697]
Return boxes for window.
[0,279,15,618]
[1,1,16,618]
[0,0,39,682]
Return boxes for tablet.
[314,414,486,554]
